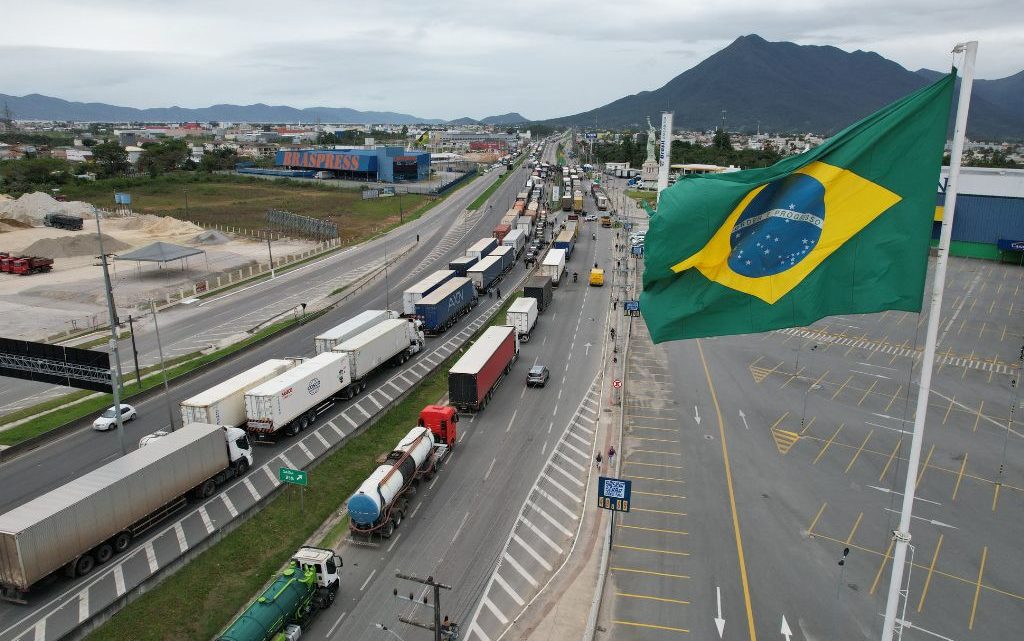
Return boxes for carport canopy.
[114,241,205,263]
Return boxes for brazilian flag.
[641,72,955,342]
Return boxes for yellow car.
[589,268,605,287]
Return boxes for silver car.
[93,404,137,431]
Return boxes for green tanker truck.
[219,546,342,641]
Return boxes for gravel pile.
[0,192,96,225]
[20,233,131,258]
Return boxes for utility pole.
[266,236,275,278]
[150,300,176,431]
[95,210,127,455]
[394,570,453,641]
[126,315,142,389]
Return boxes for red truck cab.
[418,405,458,447]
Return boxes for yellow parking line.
[618,524,688,535]
[623,474,685,483]
[972,401,985,432]
[845,429,874,473]
[770,411,790,431]
[845,512,864,545]
[631,448,682,455]
[943,396,955,424]
[915,444,935,488]
[879,437,903,482]
[991,484,1001,511]
[617,592,690,605]
[800,415,817,435]
[626,461,684,469]
[633,507,687,516]
[812,424,844,465]
[634,490,686,499]
[952,453,968,501]
[614,620,689,634]
[808,502,827,535]
[885,385,902,412]
[612,567,690,579]
[831,375,854,400]
[615,544,690,557]
[917,534,944,612]
[969,546,988,629]
[858,380,878,406]
[870,539,895,594]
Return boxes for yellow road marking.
[616,592,690,605]
[633,507,687,516]
[615,544,690,556]
[771,428,800,455]
[942,396,955,424]
[972,401,985,433]
[618,524,688,535]
[858,380,878,406]
[845,429,874,473]
[884,385,903,412]
[991,484,1001,511]
[915,444,935,488]
[808,502,827,535]
[952,453,968,501]
[626,461,684,469]
[879,437,903,483]
[697,340,757,641]
[614,620,689,634]
[780,366,805,389]
[799,415,817,435]
[870,538,895,594]
[611,567,690,579]
[633,490,687,499]
[812,424,844,465]
[770,411,790,431]
[917,534,944,612]
[831,375,854,400]
[622,474,686,483]
[845,512,864,545]
[969,546,988,629]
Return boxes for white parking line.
[279,454,296,470]
[552,455,586,479]
[174,522,188,552]
[114,564,126,596]
[368,394,383,410]
[314,430,331,448]
[243,478,261,501]
[199,507,215,533]
[493,573,526,607]
[502,551,540,588]
[144,542,159,573]
[298,442,315,460]
[482,596,509,625]
[222,494,238,518]
[559,439,590,461]
[33,619,44,641]
[536,488,578,520]
[568,431,591,447]
[341,412,358,428]
[388,381,404,393]
[521,516,563,554]
[529,503,573,537]
[356,403,372,418]
[78,590,89,623]
[512,533,553,571]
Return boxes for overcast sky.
[1,0,1020,120]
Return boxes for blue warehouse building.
[275,147,431,182]
[935,166,1024,261]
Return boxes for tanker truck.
[218,546,342,641]
[347,408,457,540]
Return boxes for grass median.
[468,158,523,211]
[86,290,525,641]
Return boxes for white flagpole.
[880,40,977,641]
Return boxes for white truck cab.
[140,424,253,472]
[293,546,343,592]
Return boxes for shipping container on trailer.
[515,216,534,237]
[0,424,251,600]
[490,245,514,274]
[492,224,511,243]
[314,309,398,354]
[573,190,584,213]
[334,318,423,383]
[244,352,351,438]
[506,297,538,342]
[180,358,298,427]
[448,255,478,277]
[523,275,553,311]
[554,229,576,258]
[502,228,526,257]
[448,325,519,412]
[415,277,477,334]
[466,237,498,262]
[541,248,567,286]
[467,254,504,292]
[401,270,456,317]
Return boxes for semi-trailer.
[490,245,514,273]
[180,358,299,427]
[448,325,519,412]
[506,297,538,342]
[502,228,526,258]
[415,277,477,334]
[401,270,455,317]
[0,424,252,602]
[466,237,498,262]
[560,193,572,211]
[492,224,511,243]
[218,546,342,641]
[515,215,534,237]
[523,275,553,311]
[347,408,456,540]
[541,248,567,286]
[467,254,504,292]
[554,229,576,258]
[315,309,398,353]
[448,255,478,277]
[333,318,424,384]
[573,190,584,213]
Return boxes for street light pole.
[95,210,127,455]
[266,236,275,279]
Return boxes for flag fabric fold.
[640,72,955,342]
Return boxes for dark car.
[527,365,550,387]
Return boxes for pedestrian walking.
[608,446,616,462]
[416,234,420,243]
[595,452,603,468]
[496,287,502,300]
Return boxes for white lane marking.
[512,533,553,571]
[263,465,280,487]
[542,441,548,454]
[279,454,296,470]
[174,522,188,553]
[314,431,331,448]
[360,568,377,591]
[388,381,403,393]
[452,511,471,540]
[222,494,238,518]
[568,431,590,447]
[482,596,510,625]
[559,439,590,461]
[530,503,573,537]
[32,620,44,641]
[199,507,215,533]
[410,502,422,519]
[552,404,559,417]
[505,409,518,433]
[552,454,586,478]
[326,612,348,638]
[548,421,553,434]
[484,457,497,481]
[521,516,564,554]
[298,441,315,460]
[327,421,344,437]
[856,362,898,370]
[356,403,372,418]
[341,412,358,429]
[78,589,89,623]
[368,394,384,410]
[536,488,578,520]
[850,369,891,379]
[502,552,540,588]
[114,565,126,596]
[387,533,403,553]
[145,542,159,573]
[493,572,526,607]
[243,478,261,501]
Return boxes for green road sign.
[279,467,308,486]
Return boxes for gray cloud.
[0,0,1020,120]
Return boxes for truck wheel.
[286,422,299,437]
[234,458,250,476]
[393,511,403,528]
[198,479,216,498]
[112,532,131,553]
[299,416,309,432]
[382,521,395,539]
[94,543,113,564]
[74,554,96,577]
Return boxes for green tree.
[0,157,72,196]
[316,132,340,146]
[198,147,239,172]
[90,141,131,178]
[713,128,733,150]
[138,139,189,176]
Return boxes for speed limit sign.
[612,379,622,389]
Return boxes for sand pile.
[21,233,131,258]
[119,213,203,237]
[0,192,96,225]
[194,229,231,245]
[0,218,33,233]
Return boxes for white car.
[93,404,137,431]
[584,214,598,222]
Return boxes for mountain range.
[544,35,1023,140]
[0,93,532,128]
